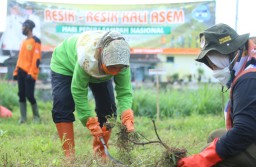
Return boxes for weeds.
[0,81,226,166]
[111,119,187,166]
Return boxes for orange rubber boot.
[93,126,111,158]
[56,122,75,157]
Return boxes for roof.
[130,54,160,63]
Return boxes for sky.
[235,0,256,36]
[218,0,256,37]
[0,0,255,36]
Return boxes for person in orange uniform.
[13,19,41,124]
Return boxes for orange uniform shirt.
[13,36,41,80]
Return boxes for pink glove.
[121,109,134,132]
[86,117,103,137]
[178,138,222,167]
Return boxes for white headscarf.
[99,31,130,67]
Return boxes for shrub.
[0,79,229,119]
[0,80,18,110]
[132,83,229,119]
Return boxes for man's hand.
[27,74,34,80]
[86,117,103,137]
[121,109,134,132]
[13,75,18,80]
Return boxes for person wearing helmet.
[50,30,134,158]
[178,23,256,167]
[13,19,41,124]
[23,2,41,38]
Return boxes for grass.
[0,106,225,167]
[0,80,227,166]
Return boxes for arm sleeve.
[216,75,256,158]
[114,68,133,116]
[13,42,24,76]
[28,38,41,80]
[71,63,96,126]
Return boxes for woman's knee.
[207,128,226,143]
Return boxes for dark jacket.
[216,68,256,158]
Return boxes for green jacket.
[50,31,133,126]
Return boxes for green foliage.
[0,111,225,166]
[0,80,53,111]
[197,67,204,75]
[0,80,18,110]
[0,81,227,166]
[132,84,229,119]
[0,79,229,120]
[189,84,225,115]
[166,73,180,83]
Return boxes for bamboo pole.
[156,74,160,121]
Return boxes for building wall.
[156,54,213,83]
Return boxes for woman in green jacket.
[50,30,134,158]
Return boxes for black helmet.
[22,19,35,30]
